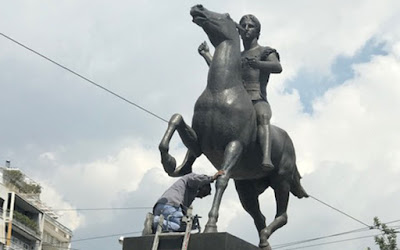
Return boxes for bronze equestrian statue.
[159,5,308,249]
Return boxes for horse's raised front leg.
[159,113,202,176]
[204,140,243,233]
[259,180,290,247]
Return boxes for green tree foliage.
[3,169,41,194]
[368,217,398,250]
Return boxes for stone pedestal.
[123,232,260,250]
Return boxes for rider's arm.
[201,52,213,66]
[248,52,282,74]
[198,41,213,67]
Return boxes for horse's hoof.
[259,240,272,250]
[204,224,218,233]
[259,228,271,248]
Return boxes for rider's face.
[240,19,258,40]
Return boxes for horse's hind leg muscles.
[159,113,201,176]
[205,140,243,233]
[234,180,266,232]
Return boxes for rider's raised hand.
[198,41,210,56]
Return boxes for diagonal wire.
[0,32,168,123]
[273,218,400,249]
[280,234,379,250]
[279,231,400,250]
[309,194,371,228]
[52,206,152,211]
[72,231,142,242]
[386,219,400,225]
[272,226,370,249]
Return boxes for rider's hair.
[239,14,261,39]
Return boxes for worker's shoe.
[142,212,154,235]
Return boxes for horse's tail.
[290,165,309,198]
[273,125,308,198]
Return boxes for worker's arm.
[187,171,224,189]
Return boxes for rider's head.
[196,183,212,198]
[239,14,261,40]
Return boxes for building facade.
[42,215,71,250]
[0,165,72,250]
[0,182,7,250]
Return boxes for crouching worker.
[151,171,224,233]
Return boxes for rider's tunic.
[242,46,280,102]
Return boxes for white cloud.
[2,1,400,249]
[39,182,84,231]
[52,141,160,203]
[39,152,56,161]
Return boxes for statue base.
[122,232,260,250]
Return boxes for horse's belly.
[205,147,267,180]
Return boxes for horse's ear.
[235,22,245,33]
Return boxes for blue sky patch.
[285,38,387,114]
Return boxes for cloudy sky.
[1,0,400,249]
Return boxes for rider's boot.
[259,124,274,171]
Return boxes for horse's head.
[190,5,241,47]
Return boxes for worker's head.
[196,183,212,198]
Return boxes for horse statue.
[158,5,308,249]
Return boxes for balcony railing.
[12,217,41,239]
[8,243,26,250]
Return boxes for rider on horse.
[198,14,282,172]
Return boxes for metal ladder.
[151,207,197,250]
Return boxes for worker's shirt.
[156,173,212,209]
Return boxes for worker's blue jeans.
[153,203,184,231]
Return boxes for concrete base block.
[123,232,260,250]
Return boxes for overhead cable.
[279,232,400,250]
[52,206,152,211]
[309,194,371,228]
[72,231,142,242]
[0,32,168,123]
[272,226,370,249]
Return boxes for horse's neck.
[207,39,241,92]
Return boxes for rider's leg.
[254,101,274,171]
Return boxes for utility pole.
[6,192,15,247]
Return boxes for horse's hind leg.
[159,114,201,176]
[235,179,272,249]
[234,180,266,233]
[259,181,290,245]
[204,140,243,233]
